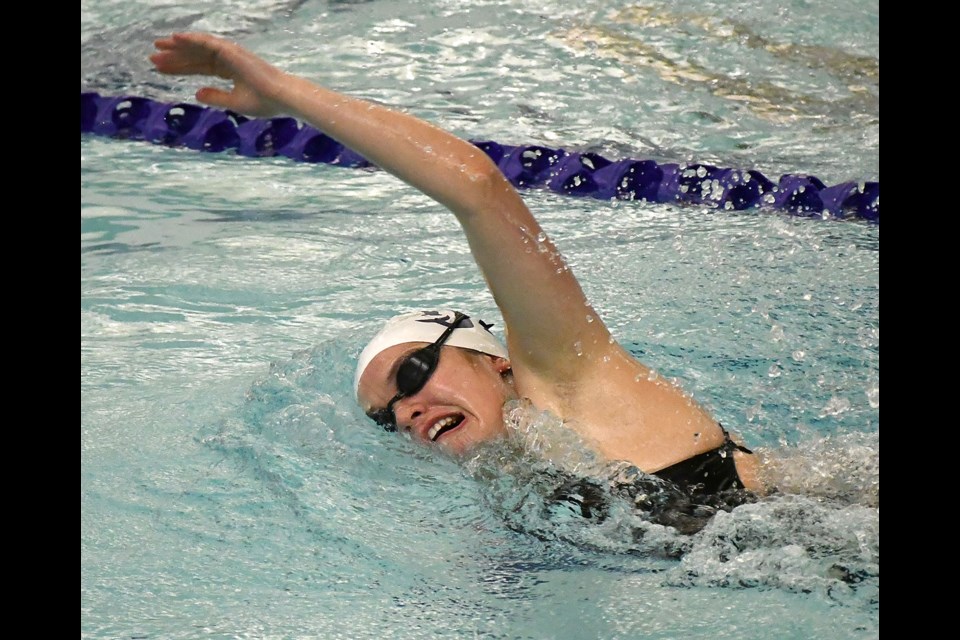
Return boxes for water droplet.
[573,341,583,356]
[585,314,594,323]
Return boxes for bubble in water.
[791,350,805,362]
[767,363,783,378]
[770,325,785,342]
[821,395,851,417]
[865,385,879,409]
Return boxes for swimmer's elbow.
[447,158,521,215]
[461,154,508,189]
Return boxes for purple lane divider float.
[81,92,879,222]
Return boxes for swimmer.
[150,32,765,500]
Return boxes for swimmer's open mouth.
[428,415,464,441]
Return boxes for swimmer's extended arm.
[150,33,750,476]
[150,33,614,383]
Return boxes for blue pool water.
[81,1,879,638]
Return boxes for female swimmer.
[150,33,764,502]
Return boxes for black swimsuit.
[652,425,752,498]
[543,425,756,536]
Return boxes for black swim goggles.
[366,311,468,432]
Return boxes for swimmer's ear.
[491,356,512,375]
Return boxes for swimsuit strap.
[719,423,753,455]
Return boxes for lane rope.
[81,93,879,221]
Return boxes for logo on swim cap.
[354,309,508,397]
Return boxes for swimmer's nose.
[392,397,426,433]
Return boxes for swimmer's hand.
[150,33,287,118]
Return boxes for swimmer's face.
[357,344,515,457]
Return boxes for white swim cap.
[354,309,508,397]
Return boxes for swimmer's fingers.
[150,33,286,118]
[150,33,227,77]
[192,84,280,119]
[193,86,240,110]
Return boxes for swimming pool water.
[82,1,879,638]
